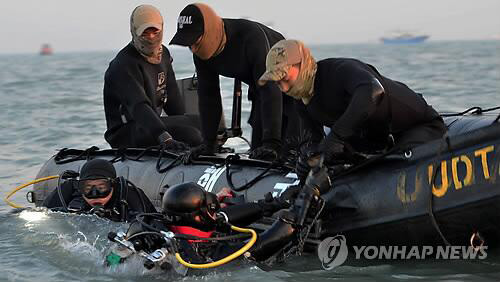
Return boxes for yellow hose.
[4,175,59,208]
[175,224,257,269]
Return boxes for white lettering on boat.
[197,166,226,193]
[272,173,299,197]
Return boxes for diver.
[105,164,331,272]
[42,159,157,222]
[257,39,447,181]
[103,5,203,150]
[169,3,302,161]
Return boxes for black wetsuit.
[42,179,157,222]
[298,58,446,151]
[194,19,301,149]
[126,200,300,265]
[104,43,203,148]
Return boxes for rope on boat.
[224,154,295,192]
[225,154,278,192]
[54,146,99,164]
[109,145,160,163]
[440,106,500,117]
[428,132,452,246]
[156,146,185,173]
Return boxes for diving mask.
[78,178,114,199]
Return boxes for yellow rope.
[4,175,59,208]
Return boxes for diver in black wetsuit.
[103,5,202,150]
[105,166,331,272]
[258,40,447,181]
[43,159,156,222]
[169,3,302,161]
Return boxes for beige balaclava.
[130,5,164,64]
[258,40,317,104]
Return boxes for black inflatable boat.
[30,112,500,248]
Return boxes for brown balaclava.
[130,5,164,64]
[192,3,226,60]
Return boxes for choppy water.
[0,40,499,281]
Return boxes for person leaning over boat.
[169,3,302,161]
[103,5,203,150]
[42,159,157,222]
[258,40,447,181]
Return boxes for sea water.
[0,40,499,281]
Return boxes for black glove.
[183,142,217,164]
[319,133,350,164]
[295,142,320,184]
[304,165,332,195]
[257,192,291,217]
[249,140,281,161]
[162,139,189,152]
[292,165,332,227]
[279,184,301,203]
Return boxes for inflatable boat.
[28,78,500,248]
[29,112,500,249]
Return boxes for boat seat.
[176,76,226,131]
[444,115,498,137]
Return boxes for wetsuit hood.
[162,182,220,231]
[80,159,116,180]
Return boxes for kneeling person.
[43,159,157,222]
[103,5,202,150]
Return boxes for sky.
[1,0,499,54]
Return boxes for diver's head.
[162,182,220,231]
[78,159,117,207]
[258,39,317,104]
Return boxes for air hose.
[4,175,59,208]
[174,224,257,269]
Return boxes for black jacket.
[194,19,291,146]
[297,58,443,150]
[42,179,157,222]
[104,44,184,147]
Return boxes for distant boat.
[40,44,53,55]
[380,31,429,44]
